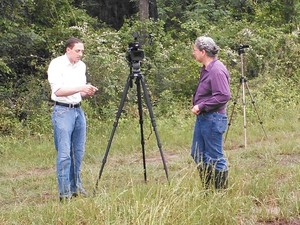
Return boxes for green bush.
[1,1,299,136]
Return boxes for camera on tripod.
[127,32,145,74]
[94,34,169,189]
[237,44,249,55]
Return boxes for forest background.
[0,0,299,135]
[1,1,300,224]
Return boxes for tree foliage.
[0,0,299,135]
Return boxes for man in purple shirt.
[191,36,231,189]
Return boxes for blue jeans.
[191,112,228,171]
[51,105,86,198]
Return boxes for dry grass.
[1,105,299,224]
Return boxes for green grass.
[1,103,300,225]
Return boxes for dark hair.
[65,37,83,50]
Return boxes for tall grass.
[1,101,299,224]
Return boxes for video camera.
[237,44,249,55]
[127,32,144,74]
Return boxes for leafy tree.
[0,0,299,136]
[0,0,100,132]
[254,0,299,32]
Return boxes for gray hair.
[195,36,219,57]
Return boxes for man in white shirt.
[48,37,98,201]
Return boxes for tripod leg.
[241,79,247,148]
[140,76,169,182]
[244,82,268,139]
[135,77,147,182]
[94,75,132,192]
[224,82,242,143]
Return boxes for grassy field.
[1,104,300,225]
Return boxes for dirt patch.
[258,218,300,225]
[277,153,300,166]
[11,167,54,179]
[107,151,183,165]
[146,152,181,163]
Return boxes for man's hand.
[191,105,200,115]
[81,84,98,97]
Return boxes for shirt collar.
[202,58,218,72]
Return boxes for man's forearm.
[54,86,84,97]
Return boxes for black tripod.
[94,64,169,192]
[225,45,267,148]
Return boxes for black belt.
[55,101,81,108]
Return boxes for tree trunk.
[139,0,149,21]
[149,0,158,20]
[74,0,138,30]
[74,0,159,29]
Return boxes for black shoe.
[198,164,213,189]
[59,196,71,203]
[214,170,228,189]
[72,189,88,198]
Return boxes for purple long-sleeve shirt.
[193,58,231,114]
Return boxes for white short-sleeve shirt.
[47,54,87,104]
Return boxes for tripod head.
[126,32,145,76]
[237,44,249,55]
[236,44,250,79]
[237,44,249,78]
